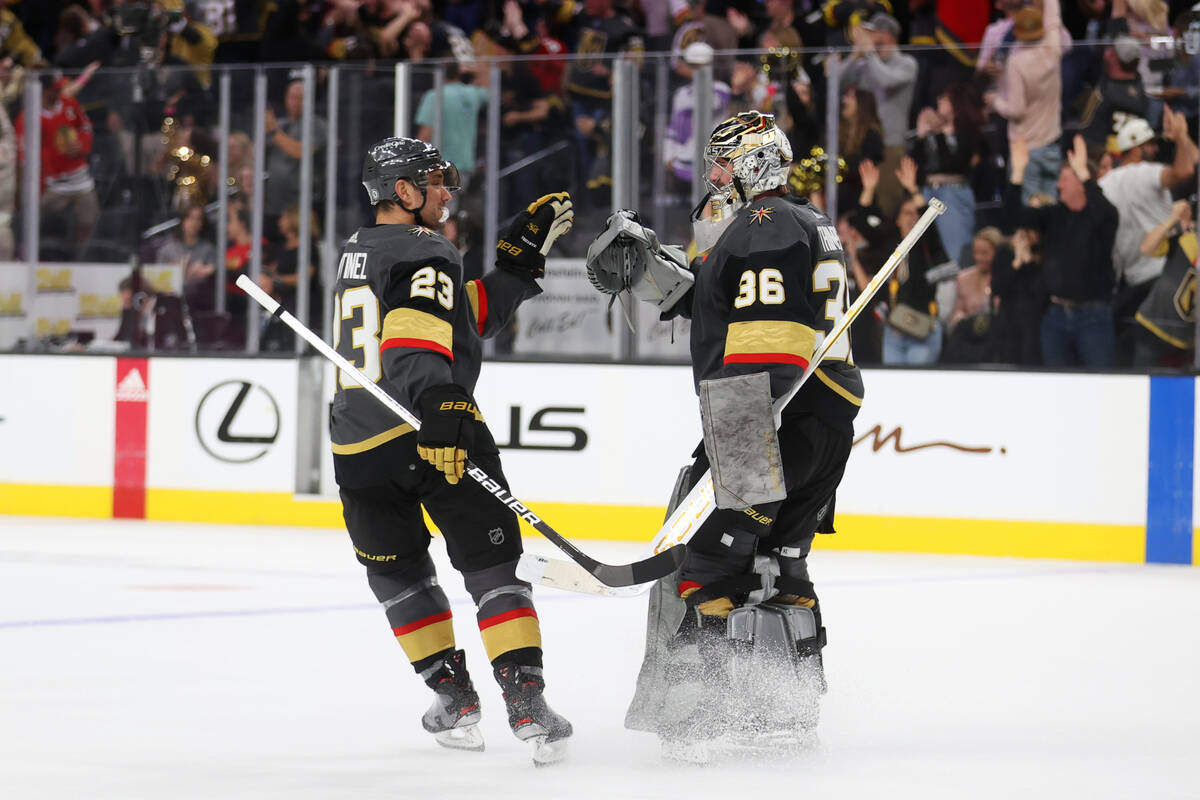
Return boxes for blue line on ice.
[0,563,1131,630]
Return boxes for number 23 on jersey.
[333,263,456,388]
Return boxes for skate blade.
[525,734,569,767]
[660,739,712,765]
[432,724,485,752]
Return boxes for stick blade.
[516,554,647,598]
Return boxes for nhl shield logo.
[488,527,505,545]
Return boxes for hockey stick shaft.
[235,274,685,587]
[518,199,946,593]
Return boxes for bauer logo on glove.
[496,191,574,279]
[417,384,478,485]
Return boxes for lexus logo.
[195,380,280,463]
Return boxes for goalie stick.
[234,274,685,587]
[516,198,947,596]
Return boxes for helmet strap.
[395,178,428,219]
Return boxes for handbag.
[887,302,936,340]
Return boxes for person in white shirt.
[1098,108,1198,358]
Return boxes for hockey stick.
[234,274,686,587]
[517,198,947,597]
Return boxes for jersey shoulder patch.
[720,199,810,256]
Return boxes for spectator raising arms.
[861,155,948,366]
[1006,134,1119,368]
[1098,108,1199,358]
[991,224,1045,366]
[987,0,1066,204]
[15,72,98,261]
[835,85,884,210]
[913,83,984,267]
[839,12,918,219]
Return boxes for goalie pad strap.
[679,575,762,605]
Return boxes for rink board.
[0,356,1193,565]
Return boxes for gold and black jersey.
[689,193,864,430]
[1136,232,1197,351]
[565,13,644,102]
[329,223,540,456]
[191,0,274,42]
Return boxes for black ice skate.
[494,664,572,766]
[421,649,484,752]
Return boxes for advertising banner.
[840,370,1149,526]
[511,258,620,358]
[317,364,1151,527]
[146,358,298,493]
[0,354,115,486]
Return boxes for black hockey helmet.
[361,136,461,208]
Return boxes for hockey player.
[330,137,574,764]
[586,112,862,758]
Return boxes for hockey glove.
[495,191,574,279]
[416,384,477,485]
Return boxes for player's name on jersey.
[338,252,368,281]
[817,225,843,253]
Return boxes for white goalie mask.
[693,112,793,253]
[691,191,744,256]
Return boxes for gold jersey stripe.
[1181,231,1198,264]
[1134,312,1192,350]
[382,308,452,353]
[331,423,414,455]
[478,616,542,662]
[724,320,817,361]
[815,368,864,407]
[394,618,456,662]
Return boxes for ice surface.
[1,517,1198,800]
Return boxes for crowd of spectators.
[0,0,1197,366]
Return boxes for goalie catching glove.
[496,191,574,279]
[416,384,477,485]
[585,210,694,314]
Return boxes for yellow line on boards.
[0,484,112,518]
[0,484,1165,564]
